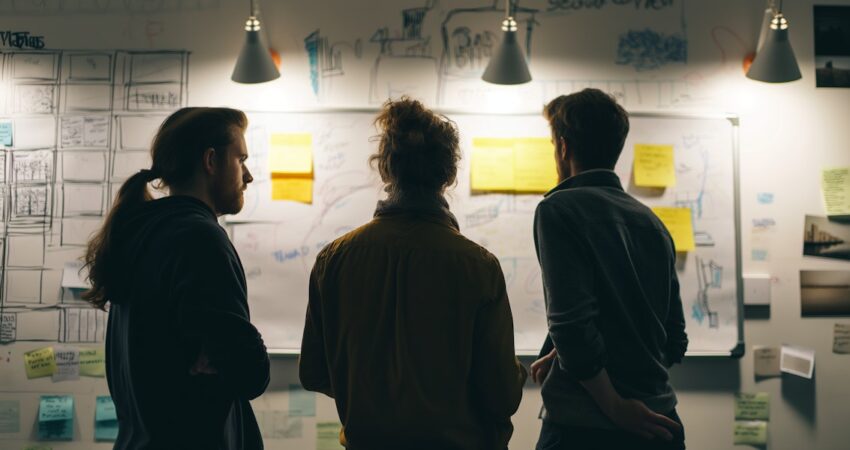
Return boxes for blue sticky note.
[751,249,769,261]
[38,395,74,441]
[0,121,11,147]
[94,396,118,441]
[756,192,774,205]
[288,384,316,417]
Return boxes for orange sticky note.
[272,176,313,204]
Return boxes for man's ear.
[559,136,569,162]
[202,147,217,175]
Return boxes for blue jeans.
[535,409,686,450]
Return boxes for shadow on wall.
[782,373,816,426]
[668,357,740,392]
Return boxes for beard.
[211,178,245,215]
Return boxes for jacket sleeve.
[298,256,334,397]
[534,201,606,380]
[664,247,688,365]
[173,227,270,400]
[470,258,527,447]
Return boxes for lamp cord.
[250,0,255,17]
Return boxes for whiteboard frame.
[263,110,744,358]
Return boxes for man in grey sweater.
[531,89,688,450]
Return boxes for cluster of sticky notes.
[733,393,769,445]
[753,346,781,378]
[470,137,558,193]
[634,144,676,188]
[24,347,105,380]
[39,395,74,441]
[822,167,850,217]
[651,207,695,252]
[0,120,12,147]
[270,133,313,204]
[95,396,118,441]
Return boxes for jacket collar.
[545,169,623,197]
[374,191,460,231]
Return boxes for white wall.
[1,0,849,448]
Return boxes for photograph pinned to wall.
[801,270,850,317]
[814,5,850,88]
[803,215,850,261]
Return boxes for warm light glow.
[770,13,788,31]
[501,16,518,32]
[245,16,261,31]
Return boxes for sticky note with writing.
[733,420,767,445]
[95,396,118,441]
[24,347,56,379]
[38,395,74,441]
[79,348,105,377]
[634,144,676,187]
[651,207,695,252]
[735,392,769,420]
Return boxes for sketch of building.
[693,256,721,329]
[304,30,362,99]
[0,48,189,343]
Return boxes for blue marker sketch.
[305,30,363,99]
[304,31,321,96]
[756,192,774,205]
[616,28,687,71]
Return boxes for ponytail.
[81,169,157,309]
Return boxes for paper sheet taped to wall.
[822,167,850,216]
[470,137,558,193]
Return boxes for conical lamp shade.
[746,27,801,83]
[232,29,280,84]
[482,30,531,85]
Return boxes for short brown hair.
[544,88,630,170]
[370,97,460,195]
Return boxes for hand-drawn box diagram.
[0,48,189,344]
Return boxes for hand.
[189,352,218,375]
[602,397,681,441]
[530,348,557,384]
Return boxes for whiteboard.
[226,109,743,356]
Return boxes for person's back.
[531,89,687,450]
[536,171,685,425]
[84,107,270,450]
[299,98,527,450]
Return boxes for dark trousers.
[535,409,686,450]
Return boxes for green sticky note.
[289,384,316,417]
[735,392,769,420]
[95,396,118,441]
[316,422,342,450]
[734,420,767,445]
[79,348,105,377]
[0,121,11,146]
[0,399,20,433]
[38,395,74,441]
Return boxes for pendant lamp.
[482,0,532,85]
[746,0,801,83]
[231,0,280,84]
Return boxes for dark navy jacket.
[106,196,269,449]
[534,170,688,428]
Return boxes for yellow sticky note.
[514,138,559,193]
[471,139,515,192]
[269,133,313,175]
[634,144,676,188]
[471,137,557,193]
[822,167,850,216]
[79,348,105,377]
[272,176,313,204]
[652,207,695,252]
[24,347,56,379]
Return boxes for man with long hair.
[83,107,269,449]
[530,89,688,450]
[299,98,527,449]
